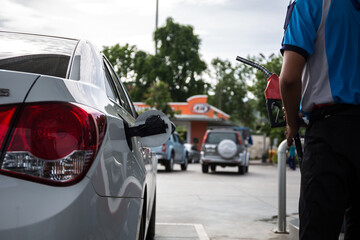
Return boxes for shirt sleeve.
[281,0,323,59]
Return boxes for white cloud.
[0,0,289,65]
[180,0,229,6]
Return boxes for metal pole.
[275,139,288,233]
[155,0,159,55]
[262,133,267,163]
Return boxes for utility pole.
[155,0,159,55]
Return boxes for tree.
[103,43,136,81]
[144,81,175,117]
[154,17,208,101]
[103,44,159,101]
[208,58,256,128]
[103,18,210,102]
[129,52,160,101]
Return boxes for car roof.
[207,128,238,133]
[0,31,107,86]
[0,31,79,59]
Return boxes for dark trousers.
[288,156,296,170]
[300,108,360,240]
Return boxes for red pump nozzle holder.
[264,74,286,128]
[264,74,281,100]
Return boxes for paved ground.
[155,161,301,240]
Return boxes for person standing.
[287,145,297,170]
[279,0,360,239]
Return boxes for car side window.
[174,134,180,143]
[103,59,134,116]
[103,66,118,102]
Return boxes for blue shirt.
[281,0,360,114]
[289,145,296,157]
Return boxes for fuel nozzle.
[264,74,286,128]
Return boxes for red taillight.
[0,105,18,149]
[162,144,166,152]
[236,133,242,145]
[1,102,107,186]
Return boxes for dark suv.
[200,129,249,174]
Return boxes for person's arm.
[279,50,306,146]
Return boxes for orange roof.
[134,95,230,120]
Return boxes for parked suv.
[152,133,188,171]
[200,128,249,174]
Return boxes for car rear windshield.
[206,132,239,144]
[0,32,78,78]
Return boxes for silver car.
[0,31,172,240]
[200,128,249,174]
[184,143,200,163]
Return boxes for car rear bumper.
[189,152,200,162]
[0,175,141,240]
[155,152,167,160]
[202,159,244,166]
[201,155,246,166]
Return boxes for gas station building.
[134,95,235,149]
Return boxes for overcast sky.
[0,0,289,67]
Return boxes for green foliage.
[175,125,187,142]
[103,44,158,101]
[144,81,174,117]
[129,53,161,101]
[103,43,137,80]
[208,58,256,128]
[103,18,209,103]
[154,17,208,101]
[272,150,278,164]
[239,99,257,130]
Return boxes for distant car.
[233,126,253,146]
[200,128,250,174]
[184,143,201,163]
[0,31,172,240]
[152,133,188,171]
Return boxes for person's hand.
[282,107,302,146]
[285,123,299,146]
